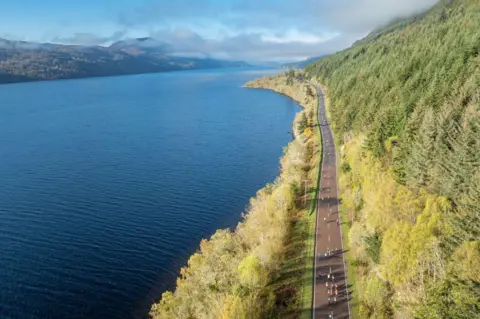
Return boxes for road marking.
[312,85,351,319]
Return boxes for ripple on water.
[0,68,299,319]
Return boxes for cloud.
[148,27,355,62]
[111,0,439,61]
[51,31,127,46]
[315,0,440,32]
[40,0,439,62]
[117,0,439,33]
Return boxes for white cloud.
[261,30,339,44]
[42,0,440,62]
[50,31,126,46]
[113,0,440,61]
[146,27,357,62]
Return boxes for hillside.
[306,0,479,317]
[0,37,249,84]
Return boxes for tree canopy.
[306,0,480,317]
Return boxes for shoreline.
[150,71,321,318]
[0,65,254,86]
[245,76,322,318]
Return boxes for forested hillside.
[306,0,479,317]
[0,37,248,84]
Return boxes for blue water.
[0,69,299,319]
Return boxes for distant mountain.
[282,55,326,69]
[0,37,249,84]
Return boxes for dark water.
[0,69,299,319]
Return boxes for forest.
[306,0,479,317]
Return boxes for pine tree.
[405,108,436,189]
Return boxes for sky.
[0,0,439,62]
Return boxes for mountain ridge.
[0,37,249,84]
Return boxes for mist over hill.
[282,55,326,69]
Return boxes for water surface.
[0,69,299,319]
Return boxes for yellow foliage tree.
[304,127,313,138]
[451,241,480,282]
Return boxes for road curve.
[312,85,351,319]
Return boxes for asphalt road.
[312,86,351,319]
